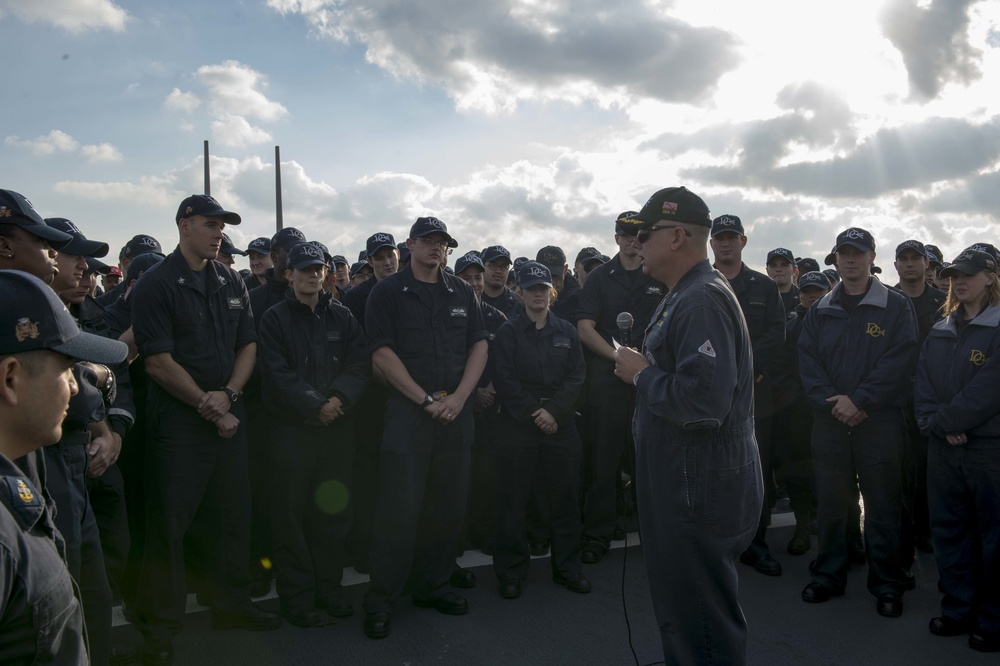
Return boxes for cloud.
[5,129,124,163]
[80,142,123,162]
[211,115,273,149]
[163,61,286,148]
[196,60,288,121]
[879,0,983,100]
[0,0,127,32]
[53,175,179,209]
[163,87,201,112]
[5,129,79,155]
[683,115,1000,199]
[266,0,740,112]
[922,169,1000,219]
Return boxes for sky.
[1,0,999,273]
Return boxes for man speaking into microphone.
[614,187,762,665]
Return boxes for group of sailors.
[0,183,997,664]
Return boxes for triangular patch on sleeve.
[697,340,716,358]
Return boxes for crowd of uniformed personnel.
[1,184,999,665]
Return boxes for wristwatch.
[97,364,117,405]
[421,394,435,408]
[221,387,240,404]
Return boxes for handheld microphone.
[616,312,634,348]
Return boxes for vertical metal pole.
[203,140,211,196]
[275,145,283,232]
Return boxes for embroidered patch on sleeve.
[697,340,716,358]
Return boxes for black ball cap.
[44,218,110,258]
[0,269,127,363]
[175,194,241,225]
[455,252,485,274]
[219,233,246,257]
[246,237,271,255]
[410,216,458,248]
[286,242,329,271]
[0,189,73,250]
[125,253,164,286]
[124,234,163,259]
[634,186,711,227]
[940,249,997,278]
[711,214,744,237]
[536,245,566,270]
[271,227,307,252]
[366,232,396,257]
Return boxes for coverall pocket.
[707,459,759,538]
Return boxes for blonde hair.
[943,271,1000,317]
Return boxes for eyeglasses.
[417,237,450,250]
[636,225,692,243]
[486,260,511,271]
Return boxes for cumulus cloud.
[162,61,286,148]
[879,0,983,100]
[266,0,740,112]
[0,0,127,32]
[211,115,273,149]
[6,129,124,163]
[80,142,123,162]
[163,88,201,112]
[5,129,79,155]
[196,60,288,121]
[53,175,179,211]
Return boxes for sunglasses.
[635,225,692,243]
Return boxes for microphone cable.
[619,391,666,666]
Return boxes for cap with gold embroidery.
[0,270,126,364]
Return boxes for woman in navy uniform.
[258,242,370,626]
[915,249,1000,653]
[492,261,589,599]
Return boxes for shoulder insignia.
[4,476,41,508]
[697,339,716,358]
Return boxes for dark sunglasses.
[636,225,692,243]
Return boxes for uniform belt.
[58,430,92,446]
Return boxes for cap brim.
[222,248,247,256]
[368,243,396,256]
[939,263,982,278]
[198,208,241,225]
[86,258,112,275]
[62,238,110,258]
[824,252,837,266]
[520,277,552,289]
[52,330,127,365]
[710,228,743,238]
[21,222,74,250]
[832,240,872,255]
[413,230,458,248]
[289,259,329,270]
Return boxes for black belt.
[58,430,92,446]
